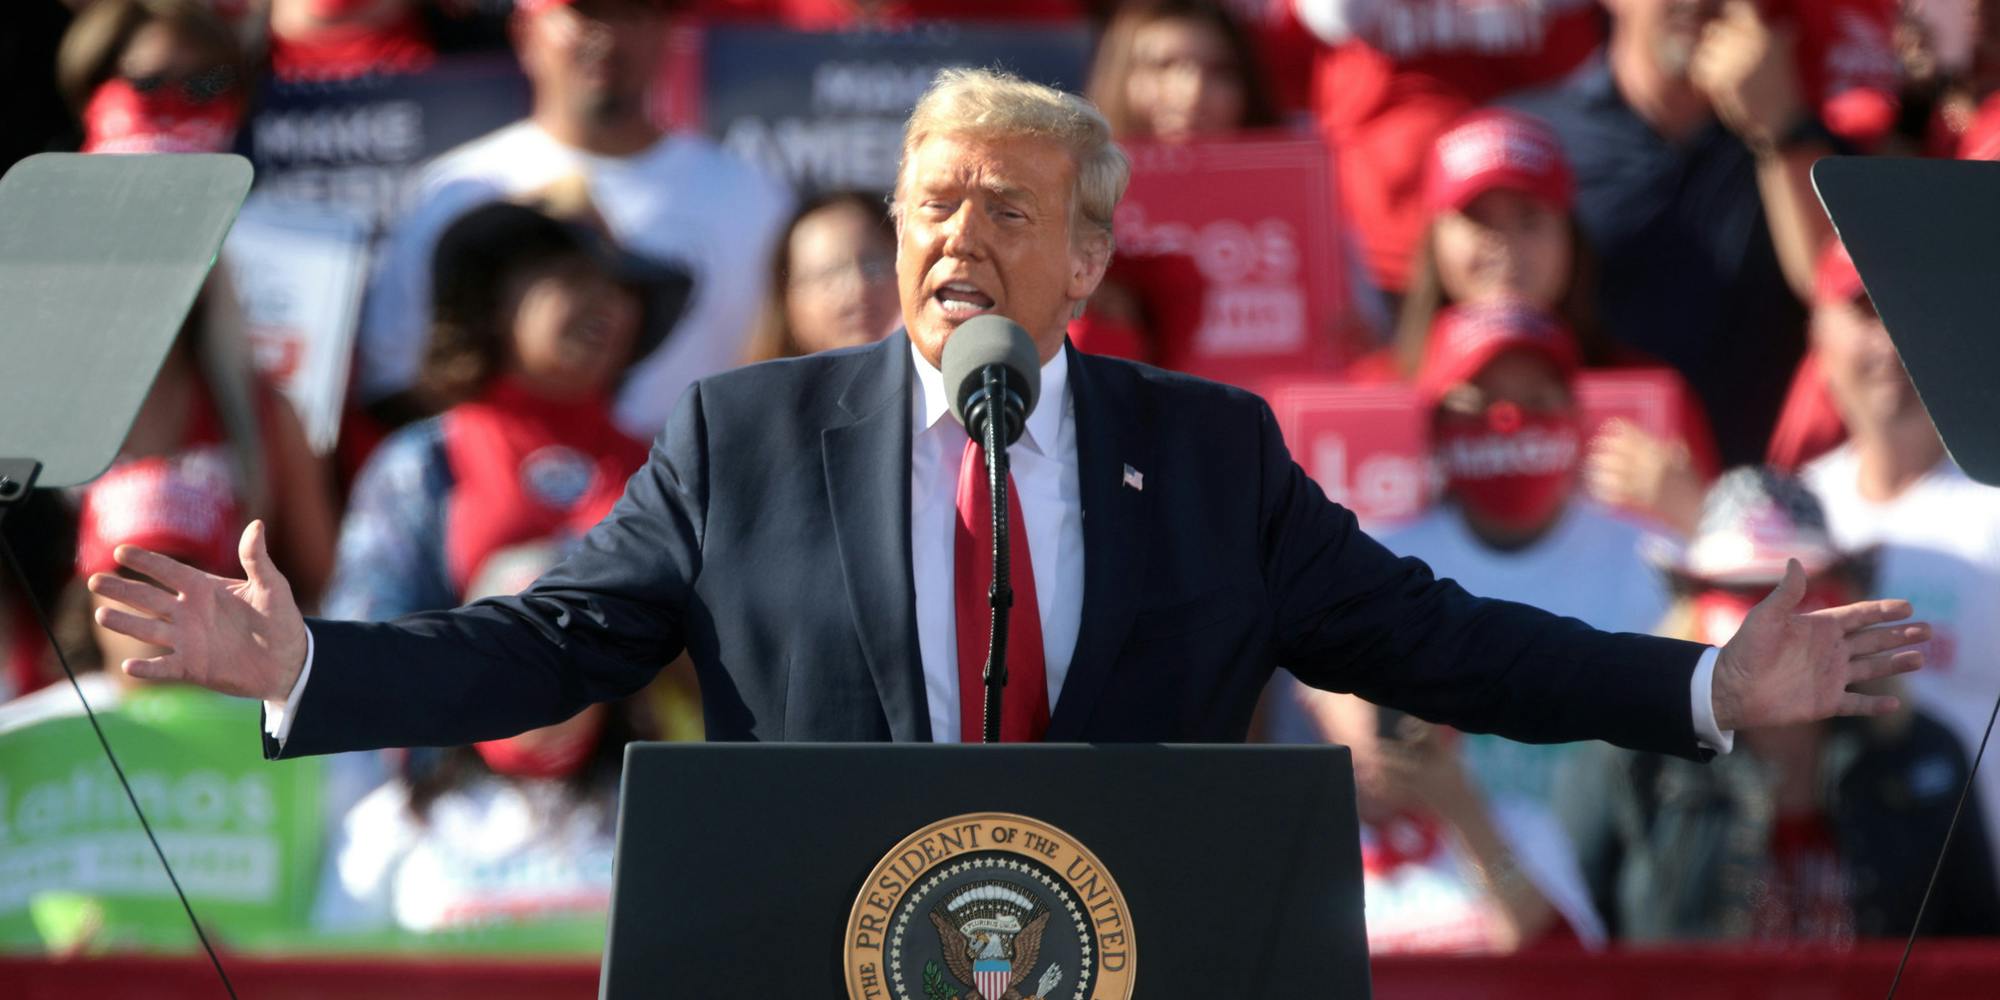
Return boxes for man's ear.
[1066,230,1114,304]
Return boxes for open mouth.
[934,281,995,320]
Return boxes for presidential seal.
[844,813,1135,1000]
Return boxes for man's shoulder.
[418,120,554,186]
[647,132,794,214]
[1071,350,1274,417]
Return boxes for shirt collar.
[910,338,1068,457]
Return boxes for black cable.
[1885,685,2000,999]
[0,536,240,999]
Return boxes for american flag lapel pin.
[1122,463,1144,491]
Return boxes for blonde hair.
[895,68,1131,248]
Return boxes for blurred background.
[5,0,2000,995]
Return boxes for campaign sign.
[1264,372,1684,528]
[674,22,1092,194]
[241,54,532,234]
[1116,136,1350,387]
[220,195,371,455]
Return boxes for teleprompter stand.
[601,744,1370,999]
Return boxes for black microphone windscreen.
[941,315,1041,431]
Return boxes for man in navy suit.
[90,70,1926,759]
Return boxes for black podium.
[601,744,1369,999]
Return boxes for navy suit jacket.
[274,333,1709,758]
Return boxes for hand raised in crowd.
[1372,716,1482,822]
[1712,559,1926,733]
[86,520,309,703]
[1583,419,1705,536]
[1690,0,1805,151]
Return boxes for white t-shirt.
[1378,501,1672,804]
[357,121,794,439]
[314,773,617,935]
[1804,444,2000,873]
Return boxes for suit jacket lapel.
[822,333,931,742]
[1046,344,1153,740]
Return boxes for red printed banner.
[1264,371,1687,528]
[1115,135,1353,385]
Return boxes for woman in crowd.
[313,201,656,945]
[743,191,900,363]
[57,0,250,155]
[1076,0,1283,365]
[1360,108,1718,535]
[1561,468,2000,942]
[322,199,646,621]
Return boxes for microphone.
[942,315,1040,448]
[939,315,1041,743]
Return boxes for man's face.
[894,132,1110,367]
[1609,0,1724,77]
[1814,295,1924,433]
[516,0,663,126]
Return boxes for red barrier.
[8,942,2000,999]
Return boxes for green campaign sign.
[0,684,328,954]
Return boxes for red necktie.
[954,436,1049,743]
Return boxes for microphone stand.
[979,366,1012,745]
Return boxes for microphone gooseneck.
[939,316,1041,743]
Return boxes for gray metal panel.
[1813,157,2000,487]
[0,153,253,488]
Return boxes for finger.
[1849,648,1924,685]
[93,605,176,648]
[240,520,277,590]
[113,545,208,594]
[1846,622,1931,658]
[1762,558,1806,613]
[122,654,185,683]
[86,573,179,619]
[1820,598,1916,632]
[1835,691,1902,718]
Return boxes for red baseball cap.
[76,452,241,581]
[1416,301,1580,409]
[1423,109,1573,218]
[1813,240,1865,306]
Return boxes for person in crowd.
[356,0,792,442]
[0,461,366,955]
[1359,108,1717,534]
[0,494,75,704]
[690,0,1086,28]
[742,191,901,363]
[1295,689,1604,953]
[56,0,251,155]
[327,201,647,622]
[1086,0,1281,143]
[1800,238,2000,878]
[1562,467,2000,942]
[313,545,643,950]
[264,0,436,83]
[1289,0,1606,299]
[1504,0,1844,468]
[1073,0,1278,366]
[1374,300,1672,806]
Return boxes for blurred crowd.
[4,0,2000,961]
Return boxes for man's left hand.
[1712,559,1929,732]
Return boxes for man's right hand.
[86,519,308,703]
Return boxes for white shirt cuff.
[1691,645,1734,755]
[262,626,314,744]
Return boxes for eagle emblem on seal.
[924,882,1065,1000]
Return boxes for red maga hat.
[1416,301,1579,409]
[1423,109,1574,218]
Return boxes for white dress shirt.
[910,343,1084,742]
[269,342,1729,752]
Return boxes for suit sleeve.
[1256,402,1712,760]
[266,384,711,759]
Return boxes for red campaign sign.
[1115,135,1351,386]
[1263,371,1684,528]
